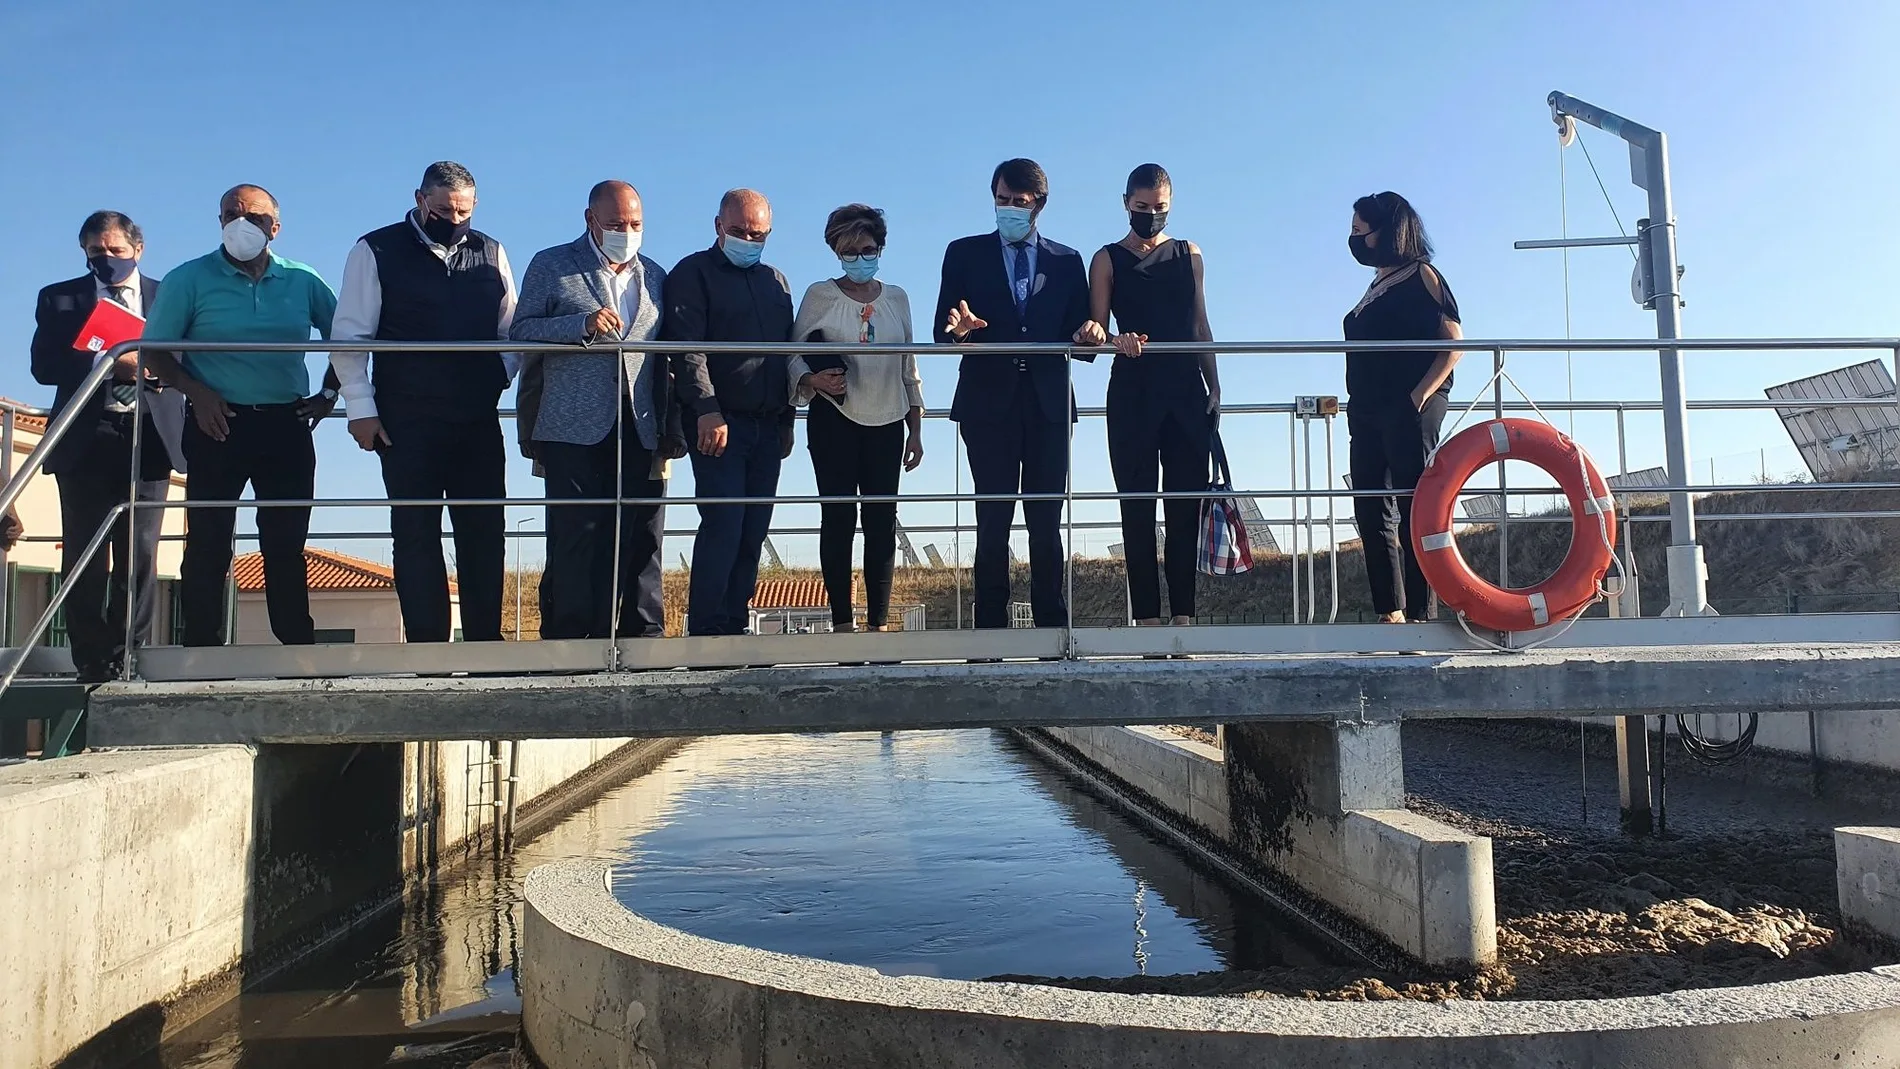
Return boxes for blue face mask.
[721,235,765,268]
[841,255,879,284]
[995,205,1035,243]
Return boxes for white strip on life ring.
[1527,590,1549,626]
[1420,531,1456,551]
[1489,423,1511,455]
[1583,494,1616,515]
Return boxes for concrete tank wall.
[1033,725,1494,968]
[0,748,255,1069]
[0,735,669,1069]
[521,859,1900,1069]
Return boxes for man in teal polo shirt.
[145,184,341,647]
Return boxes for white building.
[746,577,925,634]
[0,403,187,647]
[232,547,460,644]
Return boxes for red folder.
[74,297,145,354]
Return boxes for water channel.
[153,730,1340,1068]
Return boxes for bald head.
[589,180,639,211]
[585,181,644,264]
[714,188,772,248]
[220,184,279,216]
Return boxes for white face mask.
[222,217,269,261]
[597,227,641,264]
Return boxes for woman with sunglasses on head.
[1343,191,1464,624]
[1084,163,1220,627]
[788,204,924,633]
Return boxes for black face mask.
[87,253,138,285]
[420,211,470,248]
[1348,232,1388,267]
[1129,209,1168,240]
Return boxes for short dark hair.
[79,210,141,247]
[991,158,1049,205]
[420,160,475,193]
[824,204,887,253]
[1352,191,1433,264]
[1124,163,1171,197]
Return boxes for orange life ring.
[1410,418,1616,632]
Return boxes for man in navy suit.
[29,211,187,682]
[934,159,1099,629]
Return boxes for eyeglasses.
[839,248,883,263]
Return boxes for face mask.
[1348,232,1387,267]
[995,205,1035,243]
[88,254,138,286]
[721,235,765,269]
[841,255,879,284]
[420,211,469,248]
[1128,210,1168,240]
[222,217,269,261]
[597,227,642,263]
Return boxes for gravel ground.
[1005,720,1900,1002]
[1162,724,1219,747]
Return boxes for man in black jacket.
[29,210,183,681]
[330,162,517,644]
[664,188,795,637]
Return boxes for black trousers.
[180,405,315,647]
[960,385,1069,629]
[1347,393,1448,620]
[1107,403,1209,620]
[807,400,905,628]
[378,407,505,643]
[52,414,168,670]
[537,421,665,640]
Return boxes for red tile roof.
[233,547,456,595]
[750,577,852,610]
[0,399,50,435]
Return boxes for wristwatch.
[320,388,338,401]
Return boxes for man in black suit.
[29,211,184,682]
[934,159,1099,629]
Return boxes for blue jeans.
[687,413,783,636]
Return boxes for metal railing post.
[1287,413,1299,624]
[121,353,147,680]
[953,430,963,630]
[1302,412,1315,623]
[1493,348,1509,592]
[1063,346,1075,656]
[606,350,625,668]
[1324,411,1339,624]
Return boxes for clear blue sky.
[3,0,1894,567]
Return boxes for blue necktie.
[1010,241,1031,318]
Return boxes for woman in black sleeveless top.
[1085,164,1220,625]
[1342,191,1464,623]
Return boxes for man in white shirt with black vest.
[331,161,518,644]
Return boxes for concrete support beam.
[90,643,1900,746]
[1225,722,1494,967]
[1837,827,1900,944]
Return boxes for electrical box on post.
[1295,396,1340,416]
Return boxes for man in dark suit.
[935,159,1098,629]
[29,211,186,682]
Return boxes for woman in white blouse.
[789,204,924,632]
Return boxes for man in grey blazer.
[511,181,685,639]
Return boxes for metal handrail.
[0,334,1891,702]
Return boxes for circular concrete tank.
[522,860,1900,1069]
